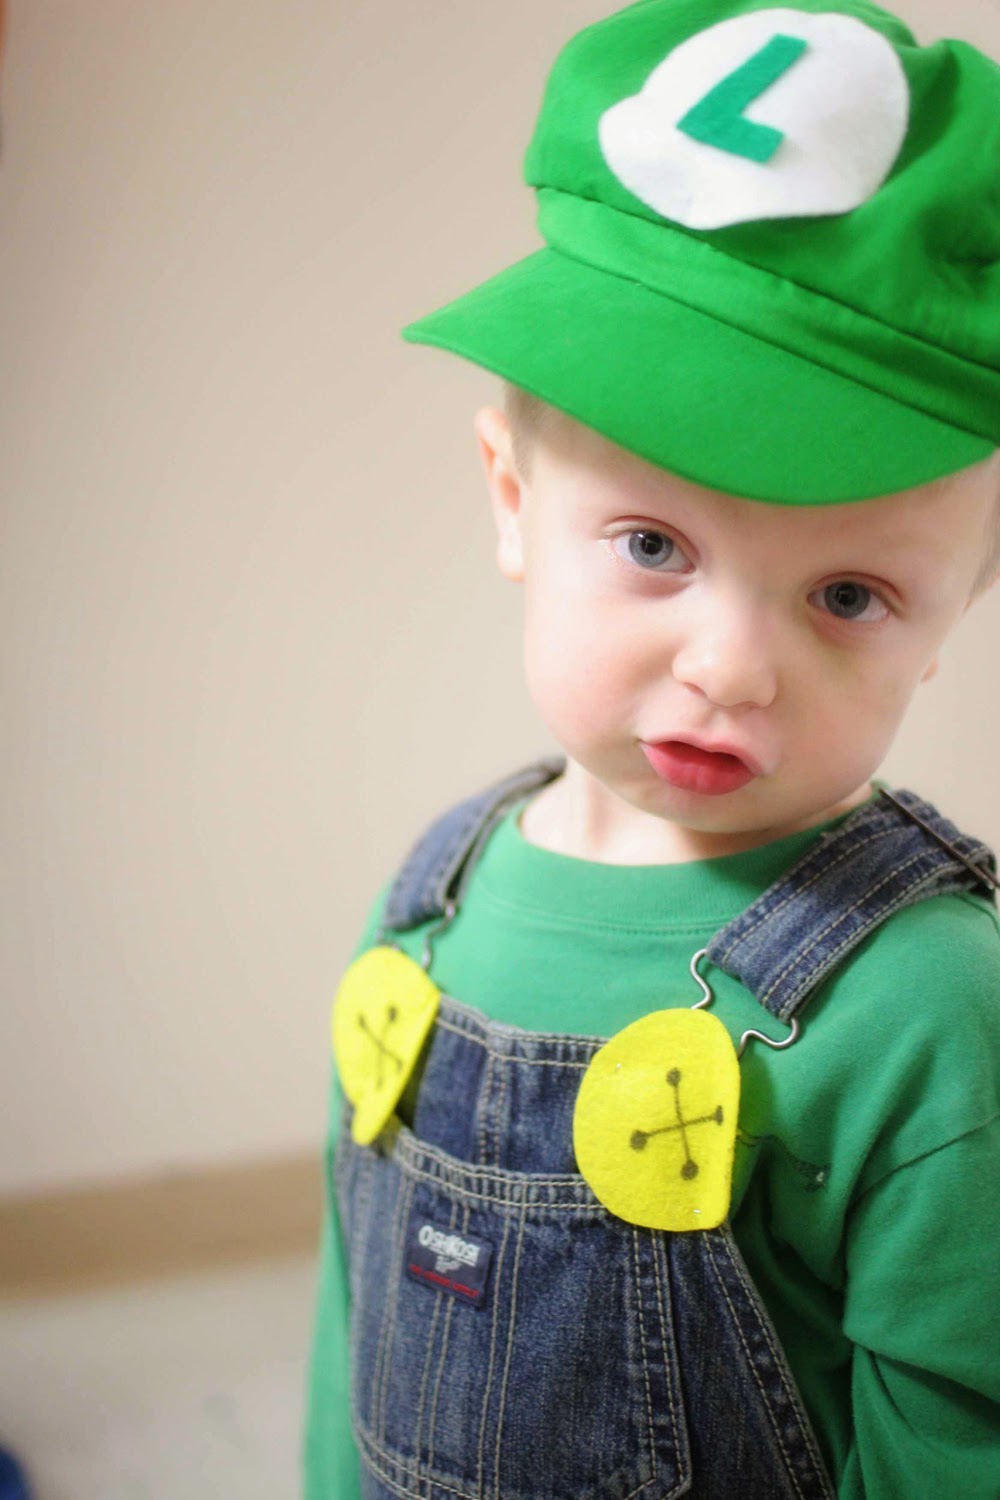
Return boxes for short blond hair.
[970,483,1000,598]
[503,382,550,482]
[501,381,1000,599]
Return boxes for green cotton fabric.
[402,0,1000,503]
[522,0,1000,378]
[677,33,810,162]
[304,796,1000,1498]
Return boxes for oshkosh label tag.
[405,1213,493,1307]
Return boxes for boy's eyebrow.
[579,478,697,520]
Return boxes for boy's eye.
[612,530,687,571]
[813,581,889,623]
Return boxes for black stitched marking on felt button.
[357,1004,404,1088]
[630,1068,725,1181]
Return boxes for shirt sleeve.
[303,886,391,1500]
[838,1116,1000,1500]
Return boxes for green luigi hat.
[402,0,1000,504]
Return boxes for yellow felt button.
[331,946,440,1145]
[574,1009,740,1232]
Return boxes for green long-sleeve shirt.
[305,792,1000,1498]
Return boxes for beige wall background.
[2,0,998,1197]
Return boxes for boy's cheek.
[526,600,635,688]
[865,660,929,720]
[803,675,916,767]
[523,632,627,744]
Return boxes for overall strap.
[381,756,565,931]
[708,786,998,1023]
[381,761,997,1030]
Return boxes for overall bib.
[334,759,996,1500]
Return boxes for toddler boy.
[306,0,1000,1495]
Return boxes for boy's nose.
[670,603,778,710]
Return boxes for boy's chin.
[580,760,874,839]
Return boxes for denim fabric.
[708,787,997,1021]
[336,997,833,1500]
[337,761,995,1499]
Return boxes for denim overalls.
[334,759,997,1500]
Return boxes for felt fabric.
[602,11,909,226]
[402,0,1000,504]
[573,1007,740,1230]
[676,33,810,165]
[305,799,1000,1498]
[331,946,440,1145]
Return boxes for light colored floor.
[0,1254,318,1499]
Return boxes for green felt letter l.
[678,34,809,164]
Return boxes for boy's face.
[476,406,1000,863]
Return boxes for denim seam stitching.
[767,897,921,1016]
[435,1012,605,1054]
[426,1275,457,1488]
[372,1173,397,1449]
[496,1055,511,1173]
[760,855,923,1001]
[395,1141,591,1188]
[352,1430,413,1499]
[390,797,484,927]
[394,1140,595,1192]
[493,1203,528,1500]
[475,1213,510,1496]
[392,1134,599,1194]
[705,1235,807,1500]
[355,1422,478,1500]
[716,821,898,953]
[720,1237,833,1497]
[715,825,900,960]
[416,1296,443,1494]
[439,1040,595,1071]
[413,1199,453,1485]
[376,1173,416,1449]
[347,1137,376,1312]
[477,1051,495,1167]
[387,1175,419,1449]
[432,1199,459,1487]
[392,1163,605,1213]
[759,851,939,1007]
[767,870,975,1021]
[357,1358,488,1500]
[437,996,610,1047]
[367,1164,396,1448]
[631,1228,658,1491]
[485,1053,592,1070]
[650,1237,687,1486]
[430,795,510,907]
[343,1147,378,1451]
[731,822,911,948]
[410,1264,439,1481]
[436,764,564,916]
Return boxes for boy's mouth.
[640,739,759,797]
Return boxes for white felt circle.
[598,9,910,230]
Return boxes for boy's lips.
[640,737,762,796]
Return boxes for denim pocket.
[337,1125,691,1500]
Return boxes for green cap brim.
[402,246,994,505]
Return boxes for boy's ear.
[474,406,526,583]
